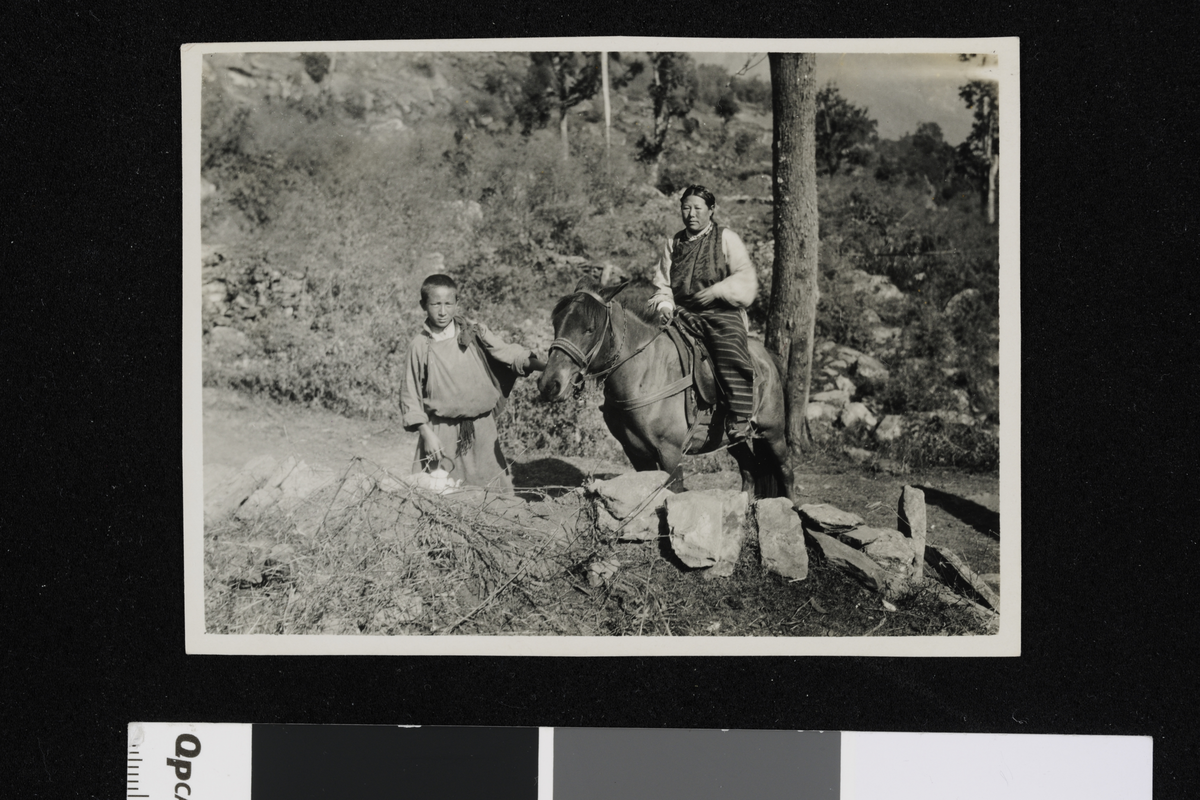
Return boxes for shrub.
[878,415,999,473]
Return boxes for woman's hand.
[691,286,719,308]
[656,302,675,327]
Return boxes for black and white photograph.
[184,38,1019,655]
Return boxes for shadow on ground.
[512,458,592,498]
[916,486,1000,540]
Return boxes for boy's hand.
[527,353,548,373]
[419,426,445,465]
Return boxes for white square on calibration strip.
[128,723,252,800]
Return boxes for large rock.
[805,401,840,421]
[755,497,807,581]
[666,490,748,577]
[804,401,839,442]
[875,414,904,443]
[914,409,977,427]
[205,455,278,522]
[843,446,875,465]
[840,402,878,433]
[235,456,299,520]
[207,326,251,358]
[798,503,864,534]
[925,545,1000,611]
[845,269,904,303]
[810,389,850,408]
[852,353,890,385]
[944,288,980,318]
[204,463,239,497]
[870,325,902,347]
[837,526,894,548]
[806,529,885,592]
[276,461,336,513]
[587,470,673,541]
[898,486,928,579]
[863,530,918,594]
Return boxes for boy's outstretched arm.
[475,321,540,374]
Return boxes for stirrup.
[726,418,755,444]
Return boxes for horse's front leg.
[654,441,685,492]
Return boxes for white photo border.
[184,36,1019,655]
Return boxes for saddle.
[603,318,770,455]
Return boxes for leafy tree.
[957,79,999,222]
[514,53,642,159]
[515,53,602,159]
[731,74,772,111]
[875,121,959,202]
[636,52,698,183]
[695,63,732,108]
[714,92,740,125]
[300,53,330,84]
[765,53,820,471]
[814,82,878,175]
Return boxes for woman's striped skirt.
[675,307,755,426]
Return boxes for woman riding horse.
[648,184,758,444]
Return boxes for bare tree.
[601,51,612,152]
[958,55,1000,223]
[764,53,820,465]
[516,53,602,160]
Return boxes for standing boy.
[400,274,546,492]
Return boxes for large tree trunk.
[645,53,670,186]
[983,95,997,224]
[601,51,612,153]
[764,53,819,468]
[986,151,998,224]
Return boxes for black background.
[3,1,1194,797]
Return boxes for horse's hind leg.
[759,433,794,502]
[729,441,759,498]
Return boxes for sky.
[690,52,995,145]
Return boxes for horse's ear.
[598,278,630,302]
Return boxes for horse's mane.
[612,278,662,326]
[551,276,661,331]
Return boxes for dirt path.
[202,388,1002,578]
[202,388,417,487]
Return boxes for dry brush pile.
[204,455,994,638]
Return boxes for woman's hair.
[420,273,457,306]
[680,184,717,209]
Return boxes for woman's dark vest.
[670,225,726,309]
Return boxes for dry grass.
[204,460,992,638]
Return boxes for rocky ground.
[200,387,1002,638]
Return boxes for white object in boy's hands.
[409,467,462,494]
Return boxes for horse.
[537,278,793,501]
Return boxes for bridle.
[549,290,661,383]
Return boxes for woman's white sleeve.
[709,228,758,307]
[649,238,676,310]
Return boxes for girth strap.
[606,374,693,411]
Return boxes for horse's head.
[538,278,626,402]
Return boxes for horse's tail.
[750,438,790,500]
